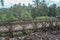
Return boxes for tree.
[31,0,40,19]
[10,4,22,20]
[33,0,40,8]
[31,0,48,19]
[40,0,48,16]
[27,3,32,12]
[21,9,33,21]
[31,8,39,19]
[1,0,4,6]
[56,6,60,16]
[48,4,56,17]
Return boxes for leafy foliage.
[0,0,59,21]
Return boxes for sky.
[0,0,60,8]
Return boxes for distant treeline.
[0,0,60,21]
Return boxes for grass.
[35,16,49,19]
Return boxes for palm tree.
[1,0,4,6]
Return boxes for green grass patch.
[35,16,49,19]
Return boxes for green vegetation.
[35,16,49,19]
[13,32,24,37]
[0,0,60,37]
[0,32,6,37]
[0,0,60,21]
